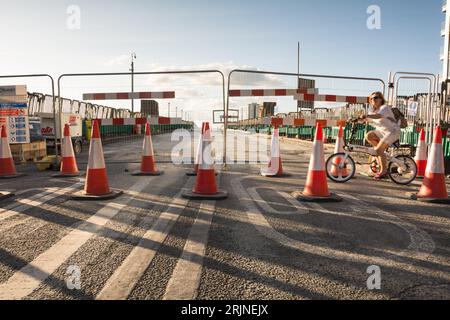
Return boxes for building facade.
[442,1,450,81]
[141,100,159,116]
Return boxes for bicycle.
[325,119,417,185]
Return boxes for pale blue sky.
[0,0,444,119]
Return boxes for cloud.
[104,54,130,67]
[145,62,285,87]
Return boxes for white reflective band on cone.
[62,137,75,158]
[309,140,325,171]
[143,136,154,157]
[271,129,280,158]
[87,139,106,169]
[415,140,427,161]
[426,143,445,174]
[199,139,214,170]
[334,137,345,154]
[0,137,12,159]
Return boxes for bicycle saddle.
[391,140,401,148]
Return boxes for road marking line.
[231,176,450,282]
[247,187,308,215]
[342,193,436,256]
[0,183,84,222]
[0,179,149,300]
[163,200,217,300]
[96,181,192,300]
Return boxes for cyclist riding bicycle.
[359,92,401,180]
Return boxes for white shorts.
[373,130,401,146]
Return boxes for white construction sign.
[0,85,30,144]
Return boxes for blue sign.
[0,103,27,109]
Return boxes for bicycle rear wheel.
[388,155,417,185]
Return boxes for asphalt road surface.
[0,129,449,300]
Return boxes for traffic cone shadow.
[70,120,123,201]
[292,123,342,203]
[411,126,450,204]
[132,123,163,176]
[183,122,227,200]
[261,126,290,178]
[0,125,25,179]
[52,124,83,178]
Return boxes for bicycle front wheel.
[326,153,356,183]
[388,155,417,185]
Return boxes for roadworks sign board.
[0,86,30,144]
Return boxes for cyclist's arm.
[365,114,383,120]
[358,114,382,123]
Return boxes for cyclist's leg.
[365,131,380,147]
[375,141,389,175]
[375,131,400,175]
[366,131,382,174]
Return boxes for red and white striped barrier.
[260,117,345,128]
[94,117,183,126]
[229,88,318,97]
[294,93,369,104]
[83,91,176,100]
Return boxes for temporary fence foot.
[292,191,343,203]
[182,191,228,201]
[131,171,164,176]
[70,189,124,201]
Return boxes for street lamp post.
[130,53,137,114]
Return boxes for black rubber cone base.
[51,172,84,178]
[131,171,164,176]
[292,191,343,203]
[0,173,26,180]
[70,189,123,201]
[182,190,228,201]
[186,171,218,177]
[410,193,450,204]
[261,172,292,178]
[0,192,14,201]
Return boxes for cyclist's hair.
[369,92,386,105]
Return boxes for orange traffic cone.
[292,123,342,202]
[71,120,122,200]
[53,124,82,178]
[412,126,449,204]
[415,129,427,179]
[132,123,163,176]
[330,126,349,179]
[183,122,227,200]
[261,126,287,177]
[186,123,205,176]
[0,125,25,179]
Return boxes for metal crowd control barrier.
[225,69,385,164]
[58,70,226,164]
[388,72,438,144]
[0,74,58,159]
